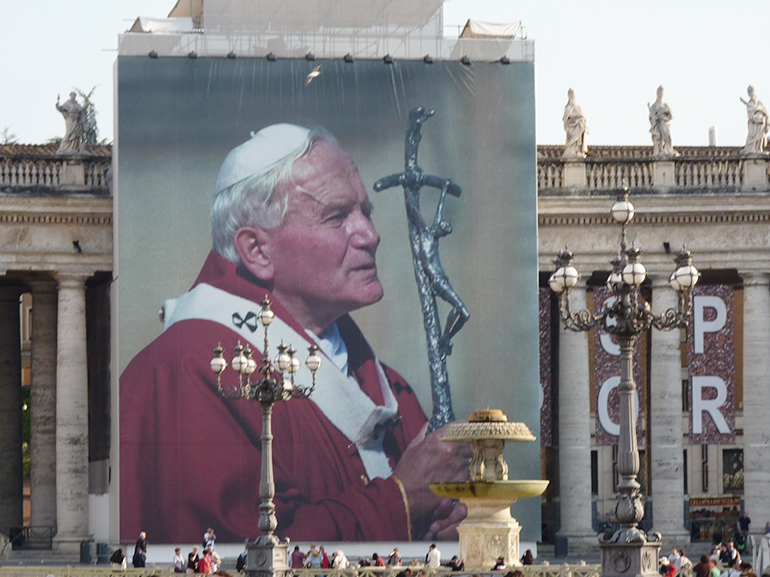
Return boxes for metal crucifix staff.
[374,106,470,433]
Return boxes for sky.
[1,0,768,147]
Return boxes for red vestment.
[120,252,427,543]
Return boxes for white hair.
[211,128,337,264]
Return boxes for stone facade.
[539,144,770,551]
[1,137,768,551]
[0,144,111,551]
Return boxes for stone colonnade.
[555,269,770,546]
[0,272,93,552]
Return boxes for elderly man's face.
[263,140,382,329]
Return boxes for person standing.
[291,546,306,569]
[133,532,148,568]
[307,544,322,568]
[373,553,386,567]
[679,549,693,577]
[203,528,216,550]
[174,548,186,573]
[739,512,752,545]
[188,546,201,573]
[198,549,212,575]
[721,542,739,565]
[209,548,221,573]
[387,548,402,567]
[669,548,682,574]
[320,546,330,569]
[426,544,441,569]
[693,556,711,577]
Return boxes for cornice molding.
[0,212,112,226]
[539,211,770,227]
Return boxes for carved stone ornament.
[612,551,632,573]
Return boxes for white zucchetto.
[215,124,311,194]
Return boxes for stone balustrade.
[0,565,602,577]
[538,145,767,193]
[0,145,111,194]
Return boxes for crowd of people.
[109,533,546,574]
[659,542,768,577]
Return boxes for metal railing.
[0,566,601,577]
[1,526,54,550]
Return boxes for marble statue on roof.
[740,85,769,155]
[648,85,678,157]
[562,88,588,159]
[56,92,87,155]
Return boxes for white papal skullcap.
[216,124,311,194]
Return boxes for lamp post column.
[649,276,688,546]
[556,282,595,547]
[742,272,770,538]
[247,401,290,577]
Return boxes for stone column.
[53,273,91,551]
[29,280,58,528]
[648,276,689,546]
[556,282,595,545]
[742,273,770,537]
[0,285,24,530]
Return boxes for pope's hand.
[393,421,472,524]
[424,498,468,541]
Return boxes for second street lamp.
[549,186,700,577]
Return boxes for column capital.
[55,271,92,289]
[740,272,770,286]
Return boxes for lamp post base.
[599,539,661,577]
[246,537,291,577]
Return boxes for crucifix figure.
[374,106,470,432]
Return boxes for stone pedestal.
[653,160,676,189]
[457,499,522,568]
[29,280,58,529]
[246,537,291,577]
[59,160,85,188]
[53,273,91,552]
[742,273,770,533]
[0,285,24,530]
[741,156,769,191]
[649,278,689,545]
[563,160,587,188]
[600,540,661,577]
[557,283,595,544]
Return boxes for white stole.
[163,283,399,480]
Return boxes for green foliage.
[75,85,101,146]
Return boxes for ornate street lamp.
[210,296,322,577]
[549,186,700,577]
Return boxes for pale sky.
[1,0,767,147]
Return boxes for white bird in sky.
[305,65,322,87]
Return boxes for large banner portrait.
[116,56,538,543]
